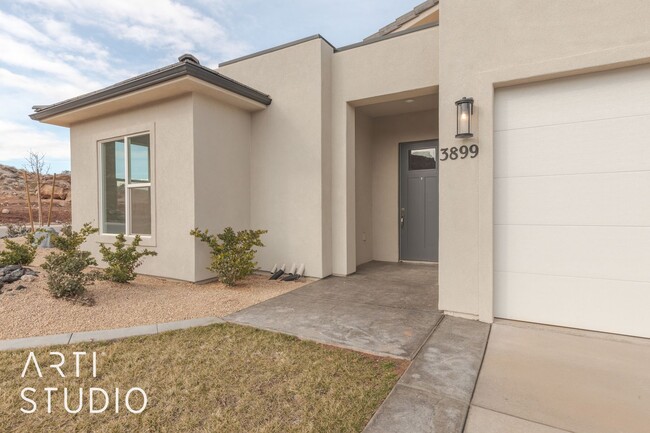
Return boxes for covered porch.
[226,261,440,359]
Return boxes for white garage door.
[494,64,650,338]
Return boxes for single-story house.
[30,0,650,339]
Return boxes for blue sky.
[0,0,423,173]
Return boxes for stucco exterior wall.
[331,26,439,275]
[438,0,650,320]
[192,93,252,281]
[218,39,334,278]
[354,112,373,265]
[70,95,196,281]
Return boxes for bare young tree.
[24,150,50,227]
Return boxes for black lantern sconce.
[455,97,474,138]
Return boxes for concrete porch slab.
[226,291,441,359]
[295,262,438,312]
[225,261,440,359]
[472,322,650,433]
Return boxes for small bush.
[99,234,157,283]
[5,224,31,239]
[190,227,266,286]
[0,232,37,266]
[42,223,99,300]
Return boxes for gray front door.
[399,140,439,261]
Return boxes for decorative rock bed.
[0,265,38,294]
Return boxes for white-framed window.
[100,133,152,236]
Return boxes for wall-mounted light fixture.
[455,97,474,138]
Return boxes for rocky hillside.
[0,164,71,225]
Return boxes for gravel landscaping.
[0,242,310,340]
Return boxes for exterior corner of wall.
[320,37,334,277]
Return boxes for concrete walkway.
[364,317,490,433]
[466,320,650,433]
[0,317,223,351]
[226,261,441,359]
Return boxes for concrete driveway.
[466,321,650,433]
[226,261,441,359]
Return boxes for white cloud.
[0,119,70,162]
[0,68,100,104]
[0,0,252,171]
[17,0,250,62]
[0,10,50,45]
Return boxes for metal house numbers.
[440,144,479,161]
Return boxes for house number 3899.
[440,144,479,161]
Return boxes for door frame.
[398,139,440,262]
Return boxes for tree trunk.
[36,171,42,227]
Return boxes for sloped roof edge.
[365,0,440,41]
[30,58,272,122]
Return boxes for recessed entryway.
[353,91,439,268]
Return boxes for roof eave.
[30,62,271,123]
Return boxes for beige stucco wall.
[331,26,439,275]
[218,39,334,278]
[70,95,197,281]
[438,0,650,320]
[218,27,439,276]
[354,111,373,265]
[192,93,252,281]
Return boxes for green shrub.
[41,223,99,300]
[190,227,267,286]
[5,224,30,239]
[0,232,37,266]
[99,234,157,283]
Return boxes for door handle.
[400,208,405,228]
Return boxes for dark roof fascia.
[30,62,271,122]
[184,62,271,104]
[336,22,439,53]
[219,34,336,68]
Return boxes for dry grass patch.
[0,323,403,432]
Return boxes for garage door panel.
[494,271,650,338]
[495,65,650,337]
[494,115,650,178]
[494,171,650,226]
[495,64,650,131]
[494,225,650,282]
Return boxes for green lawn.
[0,324,403,432]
